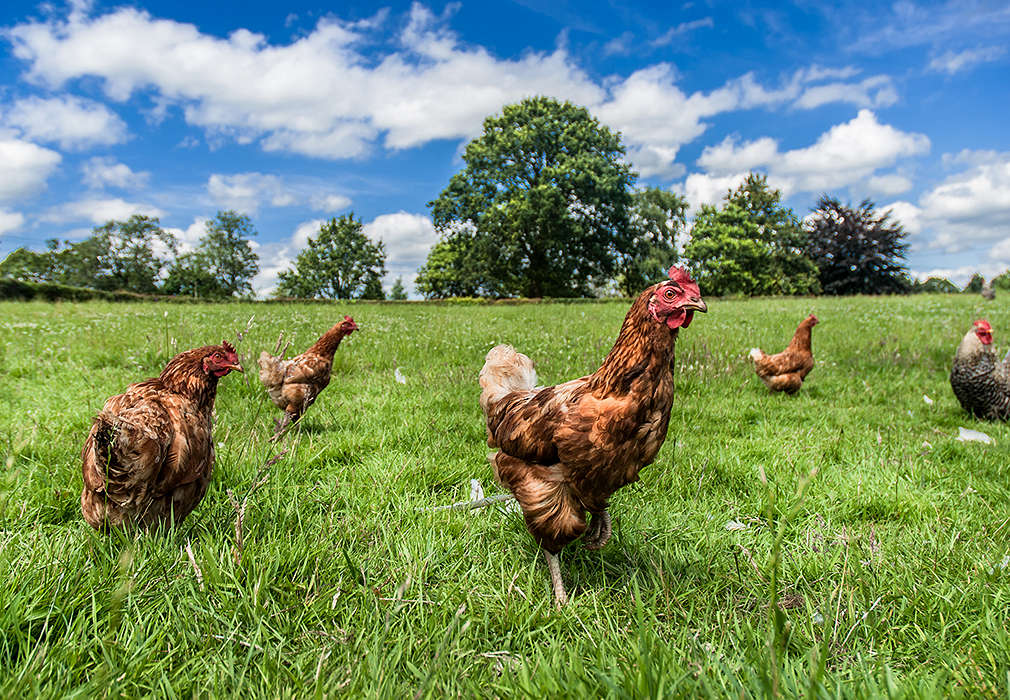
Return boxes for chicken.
[950,319,1010,420]
[258,315,358,436]
[749,314,818,394]
[479,266,706,605]
[81,341,242,530]
[981,280,995,300]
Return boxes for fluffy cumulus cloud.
[163,217,209,254]
[886,153,1010,256]
[4,95,128,149]
[686,110,929,209]
[310,193,352,213]
[0,209,26,235]
[43,197,165,224]
[82,156,149,189]
[5,5,903,180]
[0,137,62,203]
[252,218,326,296]
[362,212,438,290]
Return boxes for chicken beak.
[683,297,707,313]
[226,363,244,373]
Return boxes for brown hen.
[749,314,818,394]
[258,316,358,437]
[81,341,242,530]
[479,266,706,605]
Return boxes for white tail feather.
[479,344,536,415]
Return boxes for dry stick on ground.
[227,450,288,563]
[420,493,514,512]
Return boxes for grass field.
[1,294,1009,697]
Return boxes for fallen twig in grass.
[227,450,287,563]
[421,493,514,512]
[840,595,883,648]
[184,540,204,591]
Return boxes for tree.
[163,211,259,298]
[617,187,688,297]
[86,215,177,293]
[389,277,408,300]
[683,175,819,296]
[425,97,636,297]
[0,245,56,282]
[276,214,386,299]
[912,277,959,293]
[965,273,985,294]
[360,272,385,300]
[805,196,909,295]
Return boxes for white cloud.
[651,18,714,46]
[793,75,898,110]
[310,193,352,213]
[693,110,929,195]
[207,173,296,214]
[163,217,208,253]
[362,211,438,290]
[82,156,149,189]
[0,137,62,203]
[866,173,913,195]
[44,197,164,224]
[4,95,128,149]
[251,218,324,296]
[928,46,1006,74]
[883,153,1010,254]
[0,209,25,235]
[5,6,905,181]
[673,172,749,212]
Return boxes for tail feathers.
[258,351,284,390]
[479,344,536,415]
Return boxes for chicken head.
[202,341,243,377]
[648,266,707,329]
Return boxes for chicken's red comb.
[221,340,237,353]
[975,319,992,330]
[668,266,694,284]
[344,315,354,322]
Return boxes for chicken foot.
[582,510,612,550]
[544,551,568,607]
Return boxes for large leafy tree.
[617,187,688,297]
[89,215,178,293]
[805,196,909,295]
[425,97,636,298]
[276,214,386,299]
[683,175,819,296]
[163,211,259,298]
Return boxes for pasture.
[1,295,1008,697]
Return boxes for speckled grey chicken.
[950,319,1010,420]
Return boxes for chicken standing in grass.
[749,314,818,394]
[950,319,1010,420]
[478,266,706,606]
[81,341,242,530]
[258,316,358,437]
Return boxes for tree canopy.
[423,97,636,298]
[616,187,688,297]
[805,197,909,295]
[276,214,386,299]
[683,175,819,296]
[163,211,259,298]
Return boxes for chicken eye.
[664,288,675,300]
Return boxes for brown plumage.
[81,341,242,531]
[749,314,818,394]
[950,319,1010,420]
[258,316,358,437]
[479,266,706,605]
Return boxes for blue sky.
[1,0,1008,294]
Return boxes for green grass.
[1,294,1008,698]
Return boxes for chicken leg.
[544,551,568,607]
[582,510,612,550]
